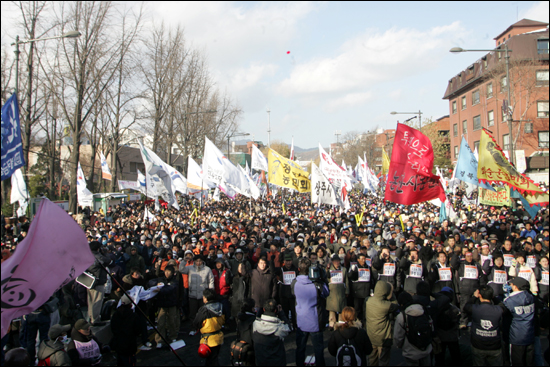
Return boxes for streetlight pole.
[450,46,514,164]
[390,111,423,129]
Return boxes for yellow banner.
[267,148,311,193]
[382,147,390,175]
[478,129,546,196]
[478,186,512,206]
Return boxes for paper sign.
[526,256,537,268]
[383,263,396,276]
[330,270,343,284]
[518,269,532,281]
[358,268,370,282]
[438,267,452,281]
[409,264,423,278]
[283,271,296,285]
[464,265,478,279]
[541,271,549,286]
[503,254,514,267]
[493,270,507,284]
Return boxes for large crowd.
[1,187,549,366]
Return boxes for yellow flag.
[382,147,390,175]
[267,148,311,193]
[478,129,546,196]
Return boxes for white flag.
[318,144,352,191]
[203,137,245,189]
[187,157,214,191]
[10,168,29,217]
[251,144,268,172]
[311,163,339,206]
[239,165,260,200]
[118,180,140,191]
[137,140,178,209]
[77,162,93,207]
[99,152,112,180]
[169,168,188,195]
[212,187,220,201]
[144,206,155,223]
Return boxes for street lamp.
[390,110,423,129]
[450,45,513,163]
[12,30,81,94]
[227,132,250,163]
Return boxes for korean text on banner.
[1,94,25,180]
[1,199,95,337]
[478,186,512,206]
[100,152,112,180]
[267,148,310,193]
[384,123,445,205]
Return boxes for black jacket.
[464,298,506,350]
[348,263,373,299]
[277,264,297,299]
[236,311,256,344]
[87,251,111,286]
[328,326,373,366]
[110,306,140,355]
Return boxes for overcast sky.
[2,1,548,149]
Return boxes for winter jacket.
[365,281,399,347]
[509,262,538,294]
[252,311,291,366]
[434,298,460,343]
[428,261,454,294]
[236,311,256,344]
[291,275,329,333]
[394,304,433,360]
[463,298,505,350]
[451,254,484,297]
[193,301,225,347]
[250,266,277,309]
[110,305,141,355]
[326,264,349,313]
[399,258,427,294]
[348,263,373,299]
[277,264,298,299]
[503,290,536,346]
[484,262,508,297]
[229,256,251,275]
[371,254,399,289]
[179,263,214,299]
[213,265,232,298]
[66,327,102,366]
[37,339,71,366]
[230,273,250,318]
[535,264,549,301]
[86,251,111,287]
[328,326,373,366]
[126,253,146,275]
[155,273,181,308]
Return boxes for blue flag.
[1,94,25,180]
[455,136,494,191]
[439,202,447,222]
[511,188,542,219]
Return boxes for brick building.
[443,19,549,179]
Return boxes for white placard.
[330,270,343,284]
[541,271,549,286]
[493,270,507,284]
[409,264,423,278]
[283,271,296,285]
[438,267,452,282]
[358,268,370,282]
[383,263,396,276]
[526,256,537,268]
[464,265,478,279]
[503,254,514,268]
[518,269,532,281]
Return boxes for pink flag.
[1,199,95,337]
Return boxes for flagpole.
[98,262,186,366]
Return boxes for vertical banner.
[1,94,25,180]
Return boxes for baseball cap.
[75,319,91,331]
[48,324,71,340]
[508,277,529,290]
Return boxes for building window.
[538,39,549,54]
[474,141,480,151]
[536,70,549,86]
[462,120,467,135]
[472,90,480,105]
[488,110,494,126]
[539,131,549,148]
[452,100,457,114]
[453,123,458,137]
[538,101,549,117]
[500,76,507,92]
[454,146,459,158]
[483,58,488,70]
[503,134,510,150]
[486,83,493,98]
[461,96,467,110]
[524,122,533,133]
[473,115,481,131]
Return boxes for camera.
[308,263,327,284]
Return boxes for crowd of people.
[1,186,549,366]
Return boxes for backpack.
[336,337,361,366]
[230,340,253,365]
[404,307,434,351]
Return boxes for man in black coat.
[86,241,111,326]
[110,295,141,366]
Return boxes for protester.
[110,295,141,366]
[86,241,111,326]
[252,299,291,366]
[327,254,349,328]
[234,298,256,366]
[433,287,461,366]
[328,306,372,366]
[154,265,181,348]
[66,319,104,366]
[249,256,277,312]
[193,288,225,366]
[36,324,72,366]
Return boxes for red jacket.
[212,267,232,297]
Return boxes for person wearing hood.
[66,319,104,366]
[126,246,146,275]
[250,256,277,312]
[327,254,350,329]
[229,248,251,275]
[328,306,373,366]
[365,281,398,366]
[392,291,433,365]
[433,287,461,367]
[292,257,329,366]
[180,255,215,333]
[230,262,251,320]
[252,298,291,366]
[235,298,257,365]
[37,324,71,366]
[193,289,225,366]
[451,250,484,329]
[110,295,141,366]
[154,265,181,348]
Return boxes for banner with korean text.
[267,148,310,193]
[478,186,512,206]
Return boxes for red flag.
[384,123,445,205]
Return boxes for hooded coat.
[179,262,215,299]
[393,304,433,360]
[193,301,225,347]
[292,275,329,333]
[252,312,291,366]
[365,281,399,347]
[37,339,71,366]
[326,263,349,313]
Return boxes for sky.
[2,1,549,150]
